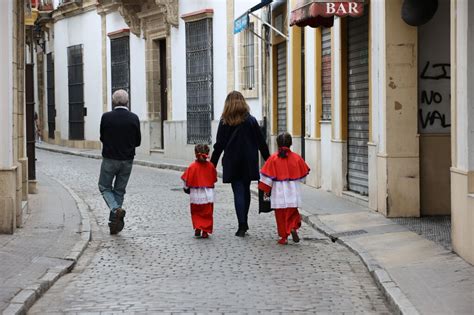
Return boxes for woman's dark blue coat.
[210,114,270,183]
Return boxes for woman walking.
[211,91,270,237]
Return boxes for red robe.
[259,150,310,239]
[260,151,310,182]
[181,161,217,188]
[181,161,217,233]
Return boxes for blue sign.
[234,13,249,34]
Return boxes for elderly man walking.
[98,89,141,234]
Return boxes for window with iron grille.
[46,52,55,139]
[321,27,332,121]
[111,36,131,107]
[67,44,84,140]
[185,18,213,144]
[243,22,255,90]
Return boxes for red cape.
[181,161,217,188]
[260,151,310,181]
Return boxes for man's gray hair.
[112,89,129,107]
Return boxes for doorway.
[149,38,168,150]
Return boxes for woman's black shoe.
[235,229,246,237]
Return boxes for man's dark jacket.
[100,107,141,160]
[211,114,270,183]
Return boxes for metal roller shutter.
[276,42,287,133]
[321,27,331,120]
[347,12,369,195]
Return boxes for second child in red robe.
[181,144,217,238]
[258,132,310,245]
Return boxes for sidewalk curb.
[2,175,92,315]
[298,209,420,315]
[37,145,419,315]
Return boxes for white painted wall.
[418,0,451,134]
[287,20,295,135]
[106,12,147,121]
[0,0,14,167]
[332,17,341,141]
[455,0,469,170]
[469,1,474,170]
[370,0,386,152]
[171,0,228,122]
[170,24,186,121]
[234,0,264,121]
[54,10,102,141]
[321,122,332,190]
[305,27,316,138]
[455,0,474,170]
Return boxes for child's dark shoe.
[202,231,209,238]
[195,229,201,238]
[291,230,300,243]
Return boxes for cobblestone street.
[28,151,390,314]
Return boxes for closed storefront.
[347,11,369,195]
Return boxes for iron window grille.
[67,44,84,140]
[243,22,255,90]
[185,18,214,144]
[46,52,55,139]
[111,36,131,108]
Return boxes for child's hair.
[195,144,210,162]
[276,132,292,158]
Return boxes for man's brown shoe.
[109,208,126,235]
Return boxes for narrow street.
[28,150,390,314]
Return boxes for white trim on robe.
[189,187,215,204]
[260,174,303,209]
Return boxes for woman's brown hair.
[221,91,250,126]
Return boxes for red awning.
[290,0,364,28]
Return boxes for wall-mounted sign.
[234,13,249,34]
[290,0,364,28]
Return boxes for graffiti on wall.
[418,61,451,133]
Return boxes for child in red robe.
[258,132,310,245]
[181,144,217,238]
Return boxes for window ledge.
[181,9,214,22]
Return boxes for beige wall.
[0,0,26,233]
[377,0,420,217]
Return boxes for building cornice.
[52,1,97,22]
